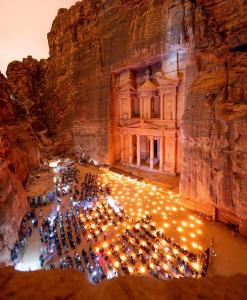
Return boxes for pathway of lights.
[70,195,207,280]
[100,172,204,253]
[32,162,208,282]
[64,171,208,281]
[81,172,206,278]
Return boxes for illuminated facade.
[116,66,181,175]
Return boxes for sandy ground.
[18,163,247,278]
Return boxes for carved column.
[129,97,132,119]
[120,134,124,162]
[173,87,177,126]
[148,97,151,119]
[160,93,164,120]
[137,134,141,167]
[129,134,133,164]
[170,135,177,175]
[140,98,143,118]
[159,136,164,171]
[150,136,154,170]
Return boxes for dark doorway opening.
[154,139,158,158]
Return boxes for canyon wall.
[179,0,247,235]
[45,0,169,162]
[45,0,247,232]
[0,73,41,264]
[6,57,56,156]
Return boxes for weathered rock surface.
[6,56,56,154]
[6,56,46,119]
[179,0,247,235]
[0,73,41,264]
[45,0,169,162]
[0,267,247,300]
[44,0,247,233]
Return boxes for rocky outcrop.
[6,56,46,119]
[1,267,247,300]
[0,73,41,264]
[6,57,56,153]
[179,0,247,235]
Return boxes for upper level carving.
[118,67,180,128]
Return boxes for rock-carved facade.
[116,66,181,175]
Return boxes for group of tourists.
[36,167,111,283]
[28,191,55,208]
[70,173,100,206]
[99,215,210,279]
[11,158,210,284]
[36,165,209,282]
[11,210,38,265]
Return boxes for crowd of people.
[11,210,38,265]
[36,165,111,283]
[98,216,210,279]
[28,191,55,208]
[11,159,210,284]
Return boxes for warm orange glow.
[0,0,78,74]
[89,170,207,279]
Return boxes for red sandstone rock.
[45,0,169,162]
[0,73,41,264]
[34,0,247,233]
[0,267,247,300]
[6,56,48,133]
[0,73,15,123]
[179,0,247,235]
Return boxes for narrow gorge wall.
[179,0,247,235]
[6,56,57,155]
[45,0,247,233]
[0,73,41,264]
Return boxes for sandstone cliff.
[6,56,56,155]
[45,0,169,161]
[44,0,247,233]
[0,267,247,300]
[0,73,41,264]
[6,56,46,120]
[179,0,247,235]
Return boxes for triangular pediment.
[127,120,161,129]
[155,72,179,87]
[138,79,158,91]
